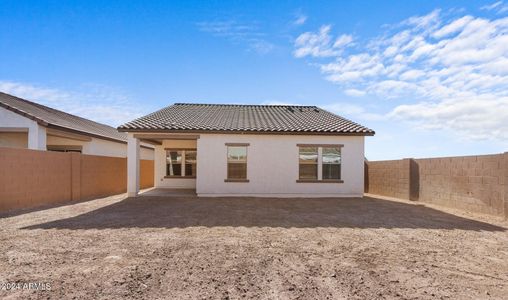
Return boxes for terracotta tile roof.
[0,92,127,142]
[118,103,375,135]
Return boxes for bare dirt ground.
[0,192,507,300]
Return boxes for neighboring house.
[0,92,154,159]
[118,103,374,197]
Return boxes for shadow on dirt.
[23,196,506,231]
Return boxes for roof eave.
[117,127,375,136]
[0,101,49,126]
[47,124,127,144]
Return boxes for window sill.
[164,176,196,179]
[296,179,344,183]
[224,179,250,183]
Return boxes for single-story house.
[0,92,154,159]
[118,103,374,197]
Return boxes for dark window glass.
[323,164,341,180]
[227,163,247,179]
[299,164,318,179]
[166,151,182,176]
[299,147,318,179]
[185,150,197,177]
[322,147,341,180]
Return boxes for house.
[0,92,153,159]
[118,103,374,197]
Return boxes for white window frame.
[297,144,343,183]
[165,148,196,178]
[224,143,250,182]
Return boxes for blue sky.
[1,0,507,160]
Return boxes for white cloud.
[0,81,148,126]
[390,95,508,140]
[333,34,354,48]
[293,9,508,141]
[482,1,503,11]
[344,89,366,97]
[481,1,508,13]
[432,15,474,38]
[294,25,353,58]
[323,103,385,121]
[293,14,307,26]
[404,9,441,31]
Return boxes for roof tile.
[118,103,375,135]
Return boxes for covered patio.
[127,133,199,196]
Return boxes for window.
[165,149,196,177]
[185,150,197,177]
[298,144,343,182]
[166,150,182,176]
[226,144,248,181]
[322,147,341,180]
[299,147,318,180]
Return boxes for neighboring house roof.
[118,103,375,135]
[0,91,127,143]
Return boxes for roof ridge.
[173,102,318,108]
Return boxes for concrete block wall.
[0,147,154,212]
[504,153,508,217]
[364,158,410,199]
[365,153,508,218]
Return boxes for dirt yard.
[0,192,507,299]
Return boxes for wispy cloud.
[294,25,353,58]
[322,103,385,121]
[293,13,307,26]
[481,1,508,13]
[0,81,149,126]
[344,88,366,97]
[293,9,508,141]
[197,20,274,54]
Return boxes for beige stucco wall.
[154,139,197,188]
[192,134,365,197]
[0,132,28,148]
[46,135,154,159]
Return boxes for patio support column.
[28,124,46,150]
[127,133,140,197]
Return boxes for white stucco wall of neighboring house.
[1,106,154,159]
[194,133,365,197]
[154,139,197,188]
